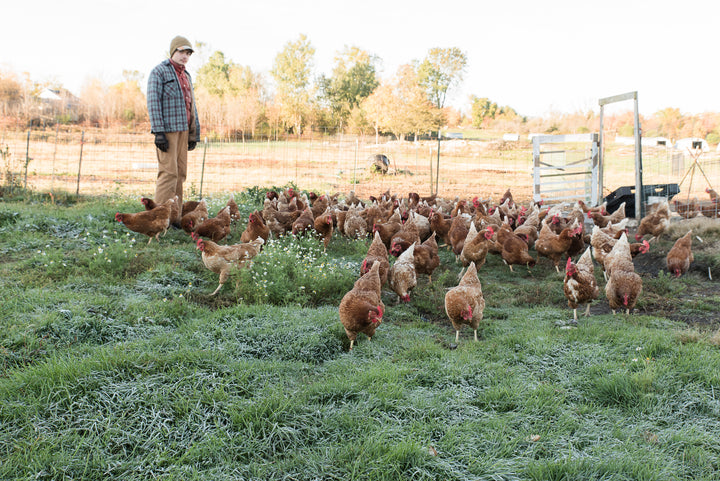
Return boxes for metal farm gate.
[532,133,600,206]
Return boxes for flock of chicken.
[114,185,713,350]
[672,187,720,219]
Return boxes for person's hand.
[188,140,197,151]
[154,133,169,152]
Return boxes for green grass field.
[1,188,720,480]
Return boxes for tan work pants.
[155,130,188,223]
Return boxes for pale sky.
[3,0,718,118]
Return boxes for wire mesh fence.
[1,127,719,208]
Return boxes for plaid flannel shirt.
[147,59,200,141]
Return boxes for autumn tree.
[195,51,266,137]
[195,51,233,132]
[654,107,683,140]
[79,78,109,126]
[443,107,463,128]
[470,96,498,128]
[0,69,21,117]
[271,34,316,135]
[416,48,467,114]
[227,65,265,138]
[469,96,521,129]
[15,73,45,123]
[361,64,437,142]
[417,47,467,194]
[346,104,372,137]
[318,46,379,132]
[107,70,146,124]
[397,64,439,139]
[360,83,390,143]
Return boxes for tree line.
[2,35,720,144]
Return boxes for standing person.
[147,35,201,225]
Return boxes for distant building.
[674,138,709,153]
[35,87,82,123]
[443,132,463,139]
[614,136,671,147]
[39,88,61,101]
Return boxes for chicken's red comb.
[376,304,384,318]
[566,256,573,269]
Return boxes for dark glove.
[188,140,197,151]
[154,133,169,152]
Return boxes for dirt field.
[3,130,720,207]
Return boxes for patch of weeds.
[675,328,703,345]
[644,270,686,297]
[0,210,20,227]
[233,235,356,306]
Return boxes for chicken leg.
[210,283,223,296]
